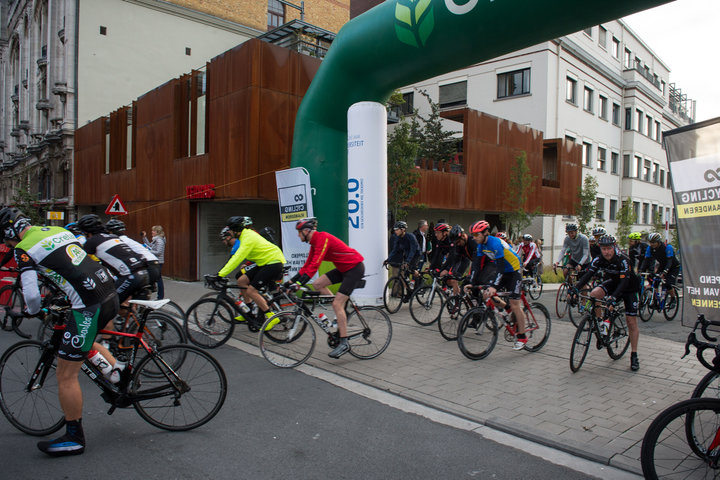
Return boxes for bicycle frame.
[487,291,540,338]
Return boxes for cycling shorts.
[448,257,470,277]
[494,270,523,299]
[599,281,640,317]
[325,262,365,296]
[59,294,119,361]
[115,269,150,303]
[663,265,680,289]
[246,262,283,290]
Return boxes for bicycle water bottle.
[318,313,331,328]
[235,298,251,314]
[88,350,114,379]
[658,287,666,304]
[109,355,127,384]
[600,319,610,337]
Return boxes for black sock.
[517,333,526,340]
[66,419,84,441]
[631,352,638,358]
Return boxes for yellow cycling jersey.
[218,229,285,277]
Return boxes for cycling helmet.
[77,214,106,234]
[220,226,232,239]
[449,224,464,241]
[628,232,642,240]
[105,218,126,234]
[65,222,81,235]
[565,223,578,232]
[393,221,408,230]
[523,234,533,241]
[496,231,507,240]
[227,216,253,231]
[597,235,616,246]
[469,220,490,235]
[591,227,607,236]
[433,223,450,232]
[296,217,318,231]
[648,232,662,243]
[0,207,30,241]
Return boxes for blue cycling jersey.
[476,235,522,273]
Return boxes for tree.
[615,197,635,249]
[416,90,458,168]
[576,174,599,235]
[499,151,539,240]
[387,120,421,224]
[12,186,45,225]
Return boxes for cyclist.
[384,221,419,285]
[105,219,161,296]
[0,207,119,456]
[554,223,590,279]
[516,233,541,277]
[428,222,452,274]
[571,235,641,371]
[589,227,606,260]
[628,232,649,273]
[77,214,150,304]
[640,232,680,307]
[445,224,477,294]
[220,226,240,255]
[289,217,365,359]
[215,216,286,329]
[467,220,528,350]
[64,222,87,245]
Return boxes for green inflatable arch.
[290,0,671,239]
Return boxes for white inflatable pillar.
[347,102,388,305]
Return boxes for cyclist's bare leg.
[56,359,84,421]
[310,274,334,296]
[589,286,605,319]
[245,284,269,312]
[447,278,459,295]
[237,275,252,303]
[331,292,349,337]
[627,315,639,352]
[509,298,525,334]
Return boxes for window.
[99,26,107,35]
[635,155,643,178]
[582,142,592,167]
[651,204,658,224]
[267,0,285,30]
[598,26,607,48]
[542,142,559,187]
[439,80,467,108]
[636,109,643,132]
[655,121,661,141]
[597,147,607,171]
[583,86,593,113]
[642,203,650,224]
[661,80,666,95]
[584,27,593,37]
[660,169,665,187]
[565,134,576,144]
[646,115,653,137]
[611,152,619,174]
[596,197,605,221]
[179,70,208,157]
[609,199,618,221]
[612,103,621,126]
[623,154,631,177]
[599,95,608,120]
[185,47,191,56]
[497,68,530,99]
[625,107,632,130]
[633,202,640,223]
[612,37,620,58]
[643,159,651,181]
[653,163,660,184]
[566,77,577,104]
[624,48,632,68]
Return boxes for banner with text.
[276,168,313,278]
[664,117,720,325]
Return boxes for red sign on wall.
[186,184,216,200]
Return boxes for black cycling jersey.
[640,243,680,275]
[429,237,452,271]
[589,243,601,260]
[576,252,639,298]
[83,233,146,277]
[628,241,649,272]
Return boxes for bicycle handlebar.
[683,315,720,371]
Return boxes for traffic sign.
[105,194,128,215]
[46,211,65,220]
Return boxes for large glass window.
[439,81,467,108]
[497,68,530,99]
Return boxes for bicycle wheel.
[138,312,186,361]
[438,295,468,341]
[693,371,720,399]
[0,284,26,334]
[184,298,234,348]
[259,311,315,368]
[132,345,227,431]
[523,303,551,352]
[347,306,392,359]
[555,283,568,318]
[0,340,65,436]
[36,316,54,343]
[382,276,405,314]
[663,287,680,321]
[641,397,720,479]
[606,313,630,360]
[409,285,444,326]
[570,315,592,373]
[528,275,543,300]
[456,307,498,360]
[158,300,186,323]
[640,289,654,322]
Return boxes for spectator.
[143,225,166,299]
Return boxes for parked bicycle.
[639,272,680,322]
[0,298,227,436]
[568,293,630,372]
[258,282,392,368]
[456,289,551,360]
[640,314,720,479]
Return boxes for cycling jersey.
[387,232,419,265]
[641,243,680,275]
[118,235,158,263]
[557,234,590,266]
[83,233,146,277]
[516,242,541,266]
[576,252,639,297]
[476,235,522,289]
[429,237,452,271]
[297,231,364,279]
[218,229,286,277]
[589,243,601,260]
[628,241,649,271]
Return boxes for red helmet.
[295,217,317,231]
[433,223,450,232]
[470,221,490,234]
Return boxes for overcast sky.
[623,0,719,123]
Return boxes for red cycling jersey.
[298,231,364,278]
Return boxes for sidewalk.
[165,279,700,476]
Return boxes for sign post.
[105,194,128,215]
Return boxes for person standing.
[413,220,431,272]
[143,225,166,299]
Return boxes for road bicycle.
[568,294,630,373]
[456,289,551,360]
[438,287,480,341]
[408,270,460,326]
[382,263,428,314]
[521,264,543,300]
[0,298,227,436]
[184,274,294,348]
[640,315,720,479]
[0,268,61,339]
[639,273,680,322]
[554,268,578,320]
[258,282,392,368]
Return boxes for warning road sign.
[105,194,128,215]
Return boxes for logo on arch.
[394,0,435,48]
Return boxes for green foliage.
[575,174,599,235]
[615,197,635,249]
[12,186,45,225]
[652,210,664,234]
[387,120,421,222]
[416,90,458,168]
[499,151,539,240]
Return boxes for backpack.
[259,226,278,245]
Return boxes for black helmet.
[393,221,407,230]
[227,216,253,232]
[565,223,578,232]
[105,218,126,234]
[65,222,81,235]
[449,224,464,241]
[220,226,232,239]
[296,217,318,231]
[77,214,106,234]
[597,235,616,246]
[523,234,533,241]
[0,207,30,241]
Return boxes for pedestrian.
[143,225,166,299]
[413,219,431,272]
